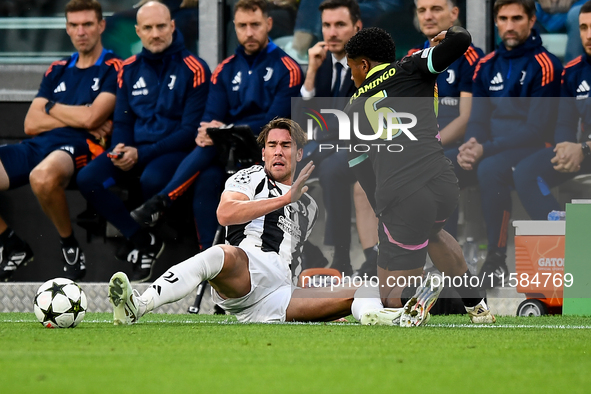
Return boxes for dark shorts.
[0,131,98,189]
[378,169,459,271]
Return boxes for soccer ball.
[34,278,87,328]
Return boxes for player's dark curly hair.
[344,27,396,63]
[257,118,307,149]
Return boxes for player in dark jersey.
[106,118,410,326]
[345,26,495,325]
[0,0,120,281]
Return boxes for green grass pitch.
[1,313,590,393]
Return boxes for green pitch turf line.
[2,313,591,394]
[3,312,591,328]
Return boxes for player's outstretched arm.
[425,26,472,74]
[217,190,291,226]
[217,162,315,226]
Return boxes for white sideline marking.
[3,317,591,329]
[430,323,591,330]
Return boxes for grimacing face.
[415,0,459,39]
[135,2,175,54]
[234,7,272,55]
[262,128,302,184]
[66,10,105,55]
[495,3,535,50]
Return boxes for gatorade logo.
[538,257,564,267]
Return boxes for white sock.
[140,245,225,313]
[465,298,489,313]
[351,285,384,322]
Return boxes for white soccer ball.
[33,278,87,328]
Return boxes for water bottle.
[463,237,479,274]
[478,243,488,265]
[547,210,566,221]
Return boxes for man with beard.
[456,0,562,287]
[129,0,303,257]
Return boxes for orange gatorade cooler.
[512,220,566,316]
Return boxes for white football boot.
[466,299,496,323]
[108,272,148,325]
[400,272,443,327]
[360,308,404,326]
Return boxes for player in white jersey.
[107,118,441,325]
[223,163,317,281]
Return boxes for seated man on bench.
[130,0,303,253]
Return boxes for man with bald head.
[77,1,213,282]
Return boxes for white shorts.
[211,245,294,323]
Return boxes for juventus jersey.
[36,48,120,140]
[555,53,591,143]
[37,48,119,106]
[223,165,318,272]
